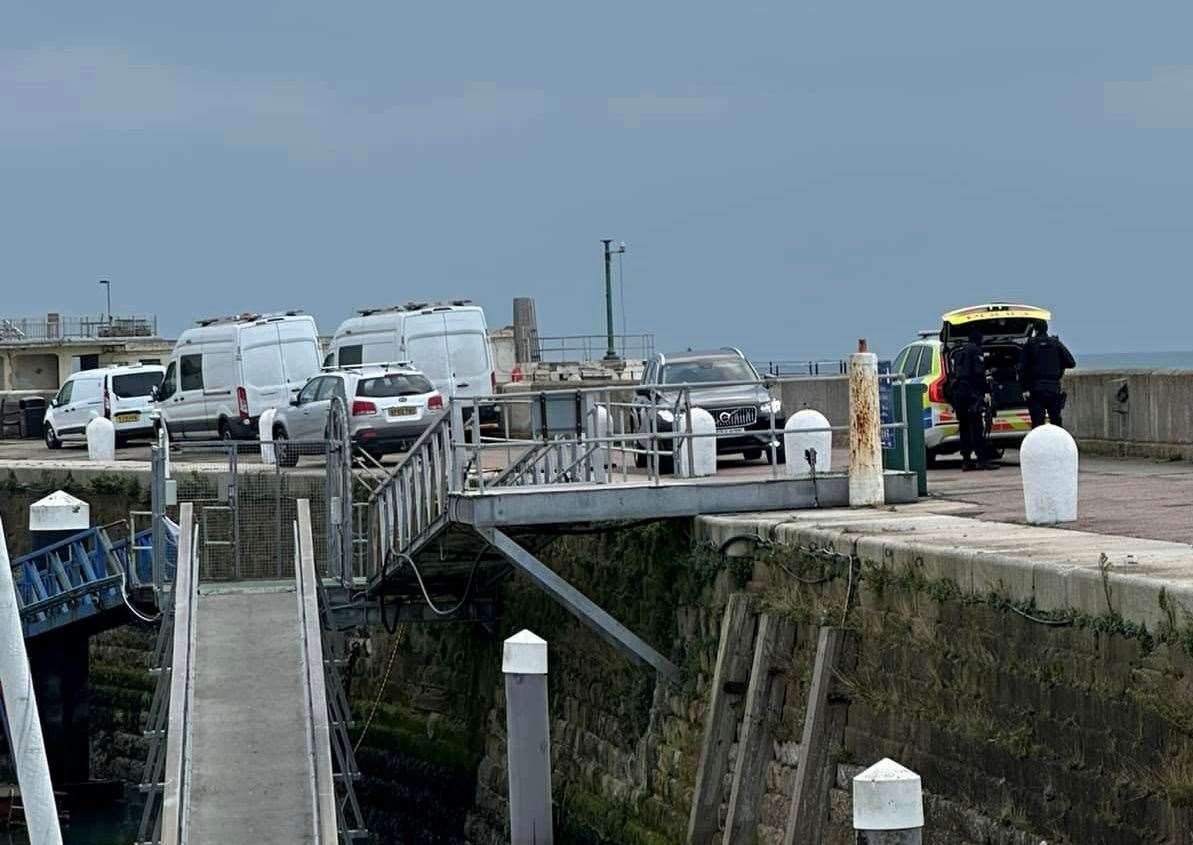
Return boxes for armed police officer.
[1018,321,1076,428]
[947,328,998,471]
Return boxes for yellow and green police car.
[892,304,1049,465]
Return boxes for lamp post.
[99,280,111,328]
[601,239,626,362]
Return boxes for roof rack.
[321,361,415,373]
[195,310,305,327]
[356,300,474,317]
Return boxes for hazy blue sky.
[2,1,1191,360]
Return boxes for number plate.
[720,426,745,434]
[387,406,417,418]
[115,413,140,423]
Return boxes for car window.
[180,354,204,391]
[315,377,340,401]
[357,373,435,397]
[55,381,73,405]
[662,358,756,384]
[112,371,163,398]
[159,362,177,400]
[297,378,323,404]
[914,347,934,378]
[338,345,362,367]
[892,347,910,374]
[899,347,922,377]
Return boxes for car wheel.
[115,435,129,449]
[765,446,787,465]
[742,449,762,462]
[926,449,940,469]
[45,425,62,450]
[218,419,234,442]
[273,428,299,467]
[657,454,675,475]
[634,450,647,469]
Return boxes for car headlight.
[657,409,675,424]
[761,399,782,416]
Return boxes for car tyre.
[273,428,299,467]
[742,449,762,462]
[44,425,62,451]
[765,446,787,465]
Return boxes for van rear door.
[239,323,286,419]
[404,313,453,398]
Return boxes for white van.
[44,363,166,449]
[328,301,499,425]
[155,312,322,440]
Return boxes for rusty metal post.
[848,340,884,507]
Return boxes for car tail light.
[237,386,249,420]
[352,400,377,416]
[928,374,946,404]
[427,394,444,411]
[103,387,111,419]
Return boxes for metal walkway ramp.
[137,501,367,845]
[364,393,917,678]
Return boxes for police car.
[892,304,1050,465]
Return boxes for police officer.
[1018,321,1076,428]
[948,328,998,471]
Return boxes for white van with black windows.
[155,311,322,440]
[328,301,500,427]
[44,363,166,449]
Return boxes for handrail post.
[450,401,465,492]
[684,387,695,479]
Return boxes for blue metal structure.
[10,525,175,639]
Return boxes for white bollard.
[259,408,277,465]
[675,407,716,478]
[0,517,65,845]
[1020,423,1078,524]
[86,416,116,462]
[504,630,553,845]
[784,409,833,478]
[848,343,884,507]
[853,758,924,844]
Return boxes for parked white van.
[44,363,166,449]
[327,301,499,426]
[155,312,322,440]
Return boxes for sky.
[2,1,1191,361]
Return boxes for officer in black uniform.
[1018,321,1076,428]
[948,328,997,471]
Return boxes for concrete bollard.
[853,758,924,844]
[784,409,832,479]
[259,408,277,465]
[86,416,116,462]
[504,630,553,845]
[1020,423,1078,524]
[675,407,716,478]
[848,342,884,507]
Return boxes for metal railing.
[752,359,895,377]
[528,332,655,362]
[0,314,159,342]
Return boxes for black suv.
[631,347,785,468]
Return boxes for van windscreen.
[357,374,434,398]
[112,372,163,398]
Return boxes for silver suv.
[632,347,785,469]
[272,363,444,465]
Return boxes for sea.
[1075,351,1193,370]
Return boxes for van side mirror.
[149,385,159,401]
[290,397,301,407]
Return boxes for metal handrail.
[160,503,198,845]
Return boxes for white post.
[784,408,833,478]
[848,341,884,507]
[504,629,553,845]
[853,758,923,844]
[86,416,116,462]
[675,407,716,478]
[0,516,65,845]
[259,408,277,465]
[1020,424,1079,524]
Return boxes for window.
[323,352,335,368]
[357,373,435,398]
[281,341,321,382]
[892,347,910,374]
[316,378,340,401]
[242,345,284,388]
[55,381,73,406]
[900,347,923,377]
[159,362,177,400]
[662,357,757,385]
[338,345,363,367]
[914,347,934,378]
[180,355,204,391]
[297,378,323,405]
[113,371,164,398]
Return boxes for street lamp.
[99,280,111,327]
[601,239,626,362]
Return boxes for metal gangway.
[363,377,919,677]
[137,500,367,845]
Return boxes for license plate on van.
[387,407,416,418]
[115,413,140,423]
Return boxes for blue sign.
[878,360,895,450]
